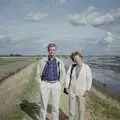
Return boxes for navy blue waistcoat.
[41,58,60,82]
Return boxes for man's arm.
[36,58,46,84]
[59,61,66,87]
[35,60,41,84]
[65,65,72,88]
[63,65,72,94]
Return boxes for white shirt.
[76,65,81,79]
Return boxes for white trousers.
[39,81,61,120]
[69,94,85,120]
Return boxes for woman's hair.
[70,51,83,62]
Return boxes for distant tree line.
[0,54,69,57]
[9,54,22,56]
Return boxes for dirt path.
[0,63,36,119]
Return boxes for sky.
[0,0,120,55]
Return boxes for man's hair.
[47,43,57,50]
[70,51,83,62]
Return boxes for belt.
[41,79,59,83]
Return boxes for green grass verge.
[88,91,120,120]
[8,62,40,120]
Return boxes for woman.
[64,51,92,120]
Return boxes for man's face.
[74,55,82,65]
[48,46,56,56]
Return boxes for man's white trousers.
[39,81,61,120]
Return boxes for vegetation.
[0,57,36,81]
[87,90,120,120]
[7,62,39,120]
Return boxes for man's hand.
[83,90,89,97]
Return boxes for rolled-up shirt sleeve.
[86,65,92,91]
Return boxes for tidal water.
[62,55,120,93]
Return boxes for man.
[36,42,66,120]
[64,51,92,120]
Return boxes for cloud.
[98,32,114,45]
[25,12,48,22]
[68,6,120,27]
[104,32,114,43]
[0,34,11,41]
[0,34,13,49]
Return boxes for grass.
[7,62,40,120]
[59,87,120,120]
[0,57,36,81]
[1,58,119,120]
[0,57,35,65]
[87,90,120,120]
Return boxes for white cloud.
[0,34,11,40]
[25,12,48,22]
[68,6,120,27]
[99,32,114,45]
[104,32,114,43]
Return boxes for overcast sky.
[0,0,120,55]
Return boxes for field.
[0,57,120,120]
[0,57,36,82]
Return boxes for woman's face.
[73,55,82,65]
